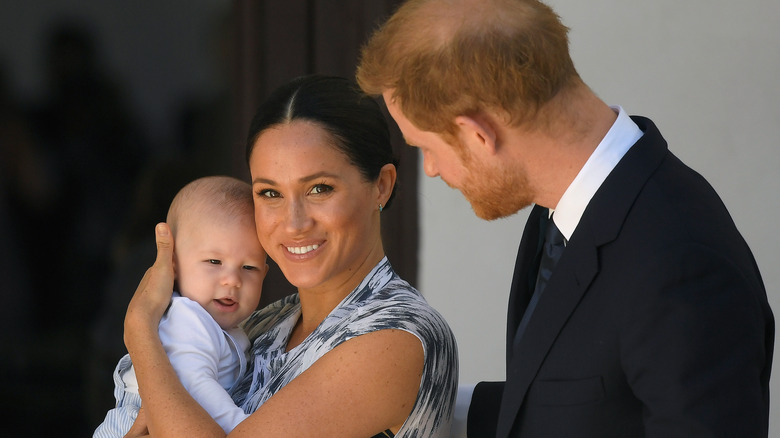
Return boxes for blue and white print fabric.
[230,257,458,437]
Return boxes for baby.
[93,175,267,436]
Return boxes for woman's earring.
[378,203,384,212]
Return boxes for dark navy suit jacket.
[468,116,773,437]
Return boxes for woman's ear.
[454,114,498,155]
[376,163,397,206]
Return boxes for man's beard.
[451,157,534,221]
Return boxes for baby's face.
[173,214,267,330]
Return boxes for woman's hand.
[123,406,149,438]
[124,223,175,350]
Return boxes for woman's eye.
[310,184,333,195]
[208,259,221,265]
[257,189,280,198]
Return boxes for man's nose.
[422,150,439,177]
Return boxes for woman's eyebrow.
[300,171,339,182]
[252,176,275,185]
[252,171,340,186]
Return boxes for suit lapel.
[495,116,670,438]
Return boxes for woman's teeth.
[287,244,319,255]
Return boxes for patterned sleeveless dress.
[230,258,458,437]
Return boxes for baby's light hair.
[167,175,254,236]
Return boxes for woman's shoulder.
[349,265,459,437]
[334,268,455,347]
[365,271,447,321]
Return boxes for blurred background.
[0,1,416,435]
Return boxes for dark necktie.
[513,214,566,349]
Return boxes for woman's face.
[248,120,387,295]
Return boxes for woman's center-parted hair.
[166,175,255,237]
[245,74,399,209]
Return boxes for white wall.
[419,0,780,431]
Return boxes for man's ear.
[455,114,498,155]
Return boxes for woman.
[123,75,458,437]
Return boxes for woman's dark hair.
[245,74,399,208]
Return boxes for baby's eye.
[310,184,333,195]
[243,265,259,271]
[208,259,222,265]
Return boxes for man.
[357,0,773,437]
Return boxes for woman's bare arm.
[231,328,423,438]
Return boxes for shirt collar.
[551,106,644,241]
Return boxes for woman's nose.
[285,200,313,232]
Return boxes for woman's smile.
[285,243,321,255]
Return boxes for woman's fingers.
[143,222,175,311]
[123,406,149,438]
[125,223,176,338]
[142,223,175,309]
[153,222,174,272]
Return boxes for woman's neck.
[287,248,385,350]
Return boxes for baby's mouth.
[215,298,237,307]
